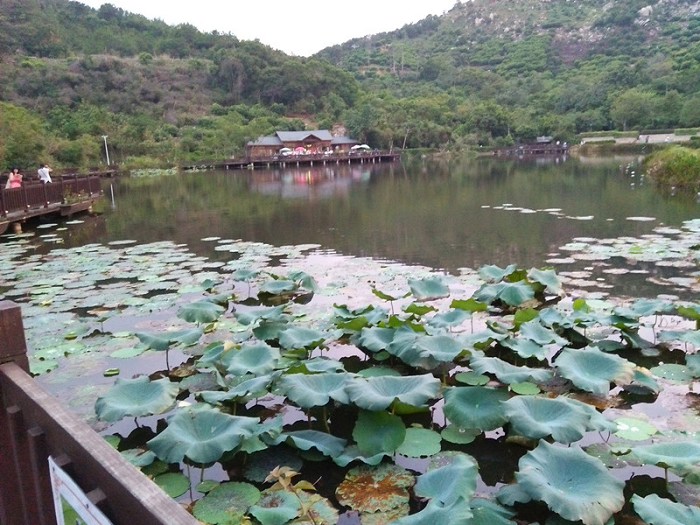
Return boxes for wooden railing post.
[0,300,30,372]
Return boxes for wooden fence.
[0,300,199,525]
[0,176,102,218]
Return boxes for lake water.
[62,153,699,301]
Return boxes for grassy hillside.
[0,0,699,169]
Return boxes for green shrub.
[643,146,700,187]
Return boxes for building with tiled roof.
[245,130,359,158]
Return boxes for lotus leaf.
[249,490,300,525]
[335,463,414,513]
[301,357,345,373]
[613,417,658,441]
[479,264,518,282]
[554,347,635,395]
[503,396,613,443]
[95,376,179,422]
[199,374,276,404]
[631,493,700,525]
[441,425,480,445]
[391,498,474,525]
[346,374,441,411]
[527,268,562,294]
[509,382,540,395]
[454,371,490,386]
[498,441,624,525]
[235,305,288,326]
[192,481,261,525]
[178,300,225,324]
[147,404,259,464]
[408,276,450,301]
[290,490,338,525]
[414,452,477,506]
[443,386,509,431]
[275,430,347,458]
[650,363,695,383]
[259,279,298,294]
[519,319,568,346]
[500,337,548,361]
[244,448,303,483]
[278,372,351,408]
[428,308,472,329]
[353,410,406,455]
[688,353,700,375]
[632,441,700,469]
[470,355,553,384]
[333,445,388,467]
[469,498,516,525]
[475,281,535,307]
[451,298,488,313]
[278,326,327,350]
[396,427,442,458]
[387,329,464,368]
[355,326,396,353]
[154,472,190,498]
[223,342,280,376]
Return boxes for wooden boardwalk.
[181,151,401,171]
[0,176,103,235]
[494,143,569,157]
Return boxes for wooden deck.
[494,143,569,157]
[181,151,401,171]
[0,176,103,235]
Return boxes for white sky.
[77,0,459,56]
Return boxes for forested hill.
[0,0,699,169]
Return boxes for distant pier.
[181,151,401,171]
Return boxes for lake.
[68,154,700,300]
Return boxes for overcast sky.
[77,0,459,56]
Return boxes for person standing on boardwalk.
[38,163,52,183]
[5,168,22,189]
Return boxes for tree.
[609,88,658,130]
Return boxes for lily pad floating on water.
[613,417,658,441]
[443,386,509,431]
[192,481,261,525]
[396,427,442,458]
[353,410,406,456]
[335,463,414,514]
[554,347,635,396]
[631,441,700,470]
[498,441,625,525]
[345,374,441,411]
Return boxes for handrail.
[0,176,102,218]
[0,301,199,525]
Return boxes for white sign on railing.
[49,456,114,525]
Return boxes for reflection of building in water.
[250,165,374,200]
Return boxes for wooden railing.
[0,176,102,218]
[0,301,198,525]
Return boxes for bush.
[643,146,700,187]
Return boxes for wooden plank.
[0,300,29,372]
[0,363,198,525]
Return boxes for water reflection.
[7,155,700,300]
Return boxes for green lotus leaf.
[454,371,490,386]
[336,463,414,513]
[353,410,406,455]
[503,396,613,444]
[147,404,259,464]
[623,369,661,395]
[199,374,275,404]
[428,308,472,329]
[405,303,438,317]
[196,480,220,494]
[357,366,401,378]
[479,264,518,282]
[371,286,402,302]
[278,326,327,350]
[259,278,298,295]
[650,363,695,383]
[235,305,288,326]
[231,268,260,282]
[224,342,280,376]
[632,441,700,469]
[278,372,351,408]
[332,445,387,467]
[134,332,171,351]
[192,481,261,525]
[498,441,624,525]
[290,491,338,525]
[396,427,442,458]
[500,337,547,360]
[346,374,441,410]
[613,417,658,441]
[451,298,488,313]
[475,281,535,307]
[470,355,553,384]
[154,472,190,498]
[408,276,450,301]
[249,490,300,525]
[441,425,480,445]
[177,300,225,324]
[120,447,156,467]
[469,498,516,525]
[387,329,464,368]
[301,357,345,373]
[688,353,700,376]
[414,452,477,506]
[168,328,205,346]
[276,430,347,458]
[527,268,562,294]
[391,498,474,525]
[554,347,635,395]
[519,319,568,346]
[509,382,540,395]
[443,386,509,431]
[95,376,179,422]
[355,326,396,353]
[631,493,700,525]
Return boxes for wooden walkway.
[182,151,401,171]
[494,143,569,157]
[0,176,103,235]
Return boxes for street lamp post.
[102,135,111,166]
